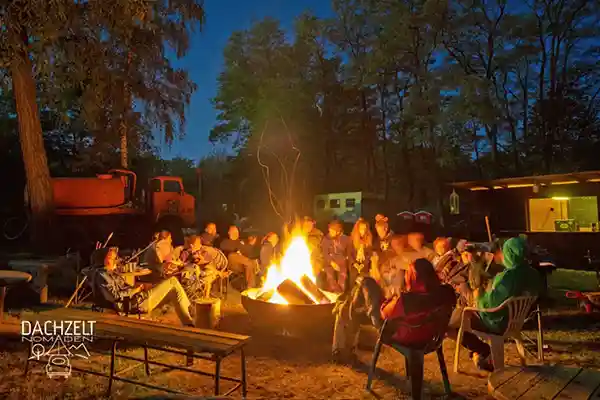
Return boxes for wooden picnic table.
[489,365,600,399]
[120,268,152,286]
[0,270,32,321]
[22,307,250,397]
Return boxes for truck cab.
[148,176,196,228]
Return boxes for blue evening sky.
[159,0,334,162]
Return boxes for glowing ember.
[246,232,338,305]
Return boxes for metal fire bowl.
[241,291,336,339]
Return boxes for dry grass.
[0,289,599,399]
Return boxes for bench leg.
[39,285,48,304]
[144,346,150,376]
[38,267,49,304]
[107,341,118,397]
[24,341,32,376]
[241,347,247,398]
[214,357,221,396]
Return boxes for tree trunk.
[120,51,132,169]
[485,124,499,166]
[119,119,129,168]
[11,45,55,249]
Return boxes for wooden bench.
[22,308,250,397]
[489,365,600,399]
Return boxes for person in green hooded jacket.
[447,236,541,371]
[475,236,541,333]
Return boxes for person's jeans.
[332,277,383,353]
[447,306,491,357]
[138,277,194,326]
[227,253,256,288]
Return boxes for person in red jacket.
[332,257,456,363]
[380,258,456,346]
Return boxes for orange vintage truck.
[48,169,196,249]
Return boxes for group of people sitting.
[92,214,542,373]
[93,229,229,327]
[324,215,541,372]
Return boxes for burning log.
[300,275,330,304]
[276,279,315,305]
[257,289,274,302]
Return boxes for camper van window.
[163,180,182,193]
[316,199,325,209]
[150,179,162,193]
[346,198,356,208]
[330,199,340,209]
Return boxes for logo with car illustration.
[21,320,96,379]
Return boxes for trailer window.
[150,179,161,193]
[329,199,340,209]
[345,198,356,209]
[163,180,182,193]
[528,196,598,232]
[316,199,325,209]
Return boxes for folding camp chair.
[65,249,110,308]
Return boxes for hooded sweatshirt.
[476,237,540,334]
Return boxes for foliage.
[211,0,600,221]
[1,0,204,145]
[0,0,204,246]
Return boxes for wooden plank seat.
[22,308,250,398]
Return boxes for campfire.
[241,231,339,338]
[244,233,338,305]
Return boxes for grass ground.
[0,269,598,399]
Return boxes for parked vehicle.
[15,169,196,251]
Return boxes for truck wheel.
[156,217,185,246]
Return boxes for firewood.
[276,279,315,305]
[257,289,274,302]
[300,275,330,304]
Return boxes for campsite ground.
[0,270,598,399]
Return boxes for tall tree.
[1,0,204,247]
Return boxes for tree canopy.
[0,0,204,245]
[211,0,600,225]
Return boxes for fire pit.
[240,234,340,339]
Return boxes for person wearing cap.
[320,220,352,293]
[373,215,394,253]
